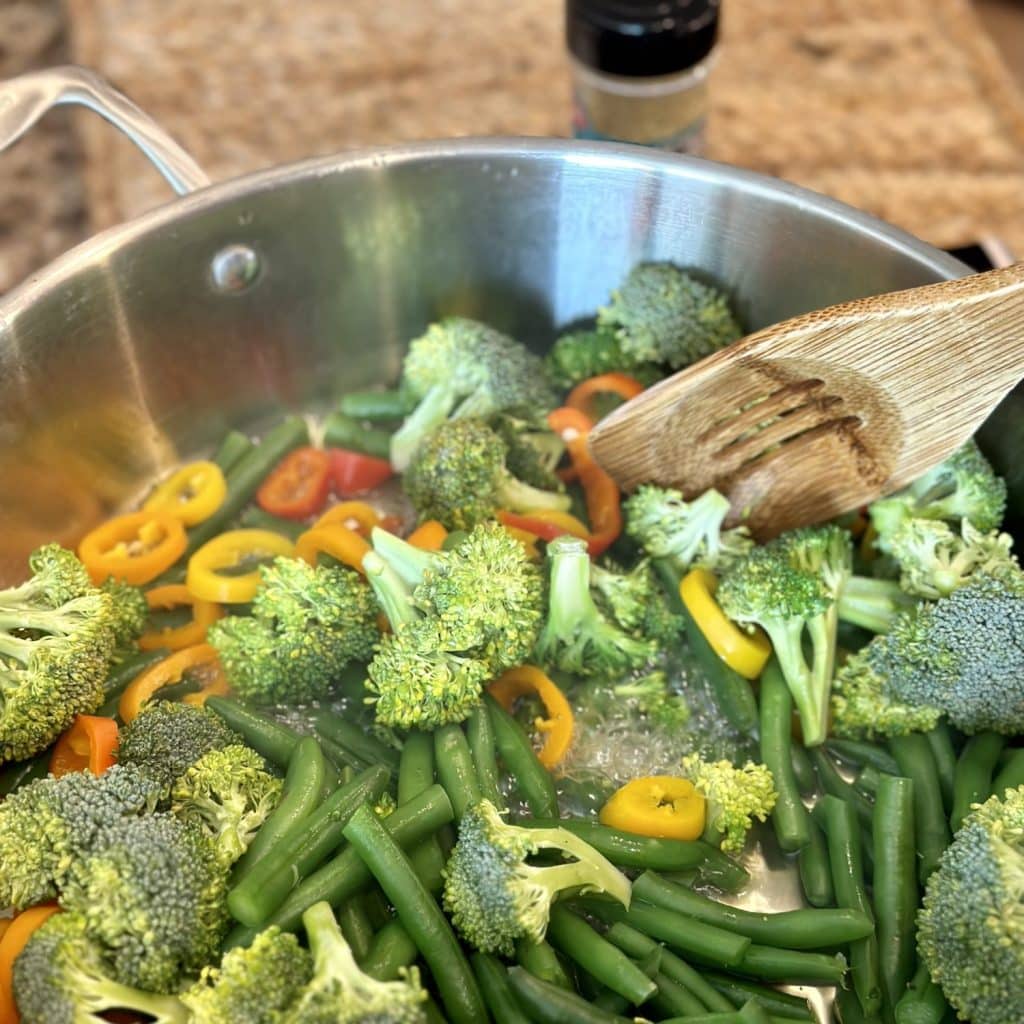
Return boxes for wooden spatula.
[587,263,1024,538]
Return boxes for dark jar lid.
[567,0,720,78]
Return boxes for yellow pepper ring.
[315,501,380,536]
[599,775,706,841]
[500,526,542,562]
[143,460,228,526]
[78,511,187,585]
[139,583,223,651]
[186,529,295,603]
[679,568,771,681]
[119,643,227,723]
[295,523,372,574]
[488,666,574,769]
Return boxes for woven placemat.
[67,0,1024,255]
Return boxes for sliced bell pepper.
[143,460,227,526]
[500,525,542,561]
[257,446,332,520]
[119,643,226,723]
[78,511,187,585]
[315,501,381,537]
[186,529,294,603]
[407,520,448,551]
[328,447,394,496]
[0,904,60,1024]
[139,583,223,651]
[566,372,646,422]
[488,666,574,769]
[547,406,622,558]
[599,775,706,840]
[679,568,771,680]
[295,522,371,573]
[497,509,590,544]
[50,715,118,778]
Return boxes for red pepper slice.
[328,448,394,497]
[257,447,331,520]
[50,715,119,777]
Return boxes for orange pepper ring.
[488,666,574,769]
[295,522,372,573]
[139,583,223,651]
[78,511,187,585]
[118,643,226,723]
[315,501,381,537]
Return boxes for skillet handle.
[0,65,209,195]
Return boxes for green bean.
[547,906,657,1005]
[827,738,901,776]
[605,922,733,1013]
[814,795,881,1014]
[466,704,504,810]
[702,973,814,1020]
[810,747,875,830]
[422,997,447,1024]
[895,963,949,1024]
[991,746,1024,796]
[237,505,305,540]
[759,660,811,851]
[889,733,950,884]
[228,764,390,926]
[398,731,448,892]
[873,775,917,1014]
[925,723,958,814]
[434,723,482,820]
[951,731,1005,830]
[798,816,834,908]
[343,804,486,1024]
[515,938,574,990]
[336,896,375,961]
[227,784,453,943]
[506,966,634,1024]
[185,416,310,557]
[789,744,817,796]
[204,696,299,769]
[664,562,758,736]
[0,748,52,797]
[648,970,706,1017]
[441,530,469,552]
[833,986,875,1024]
[576,898,751,968]
[485,694,559,817]
[657,1004,786,1024]
[317,734,368,774]
[212,429,255,473]
[715,944,849,986]
[854,764,882,798]
[94,648,169,718]
[233,736,325,877]
[592,947,661,1014]
[361,919,419,981]
[517,818,749,892]
[633,871,874,949]
[471,953,532,1024]
[322,411,392,460]
[313,709,401,774]
[360,886,392,930]
[338,389,414,422]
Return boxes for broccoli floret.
[403,418,571,531]
[61,813,230,993]
[209,557,378,704]
[12,913,189,1024]
[836,574,917,634]
[544,328,663,391]
[443,799,631,955]
[491,413,567,491]
[534,535,655,678]
[833,572,1024,737]
[364,551,491,729]
[589,559,684,647]
[717,528,846,747]
[117,700,241,789]
[597,263,742,370]
[887,517,1018,599]
[172,744,282,866]
[869,440,1007,549]
[680,753,777,853]
[0,544,119,762]
[182,926,312,1024]
[624,486,752,576]
[285,900,426,1023]
[612,671,691,730]
[0,764,162,910]
[917,786,1024,1024]
[390,317,558,471]
[373,522,544,673]
[99,577,149,647]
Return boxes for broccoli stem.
[837,577,912,634]
[761,619,828,748]
[83,977,189,1024]
[390,384,457,472]
[371,527,441,589]
[521,824,632,910]
[304,899,363,985]
[363,551,418,630]
[495,475,572,515]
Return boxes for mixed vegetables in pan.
[0,261,1021,1024]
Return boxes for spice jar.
[567,0,720,154]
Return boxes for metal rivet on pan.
[210,244,261,293]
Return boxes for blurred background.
[2,0,1024,293]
